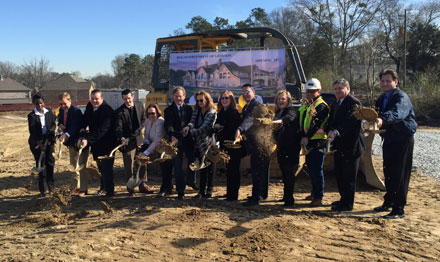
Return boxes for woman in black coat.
[215,90,242,201]
[273,90,301,207]
[27,93,56,196]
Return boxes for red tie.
[64,111,68,126]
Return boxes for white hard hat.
[306,78,321,90]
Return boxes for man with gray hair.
[327,79,365,211]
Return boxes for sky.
[0,0,290,78]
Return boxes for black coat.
[57,104,83,147]
[274,106,301,162]
[327,94,365,158]
[164,102,193,146]
[216,107,241,145]
[81,101,117,158]
[115,101,145,148]
[28,108,56,150]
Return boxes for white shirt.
[34,107,49,135]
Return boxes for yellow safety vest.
[299,96,329,140]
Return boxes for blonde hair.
[58,92,71,101]
[172,86,186,96]
[217,90,237,112]
[274,90,292,112]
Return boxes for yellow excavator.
[146,27,385,190]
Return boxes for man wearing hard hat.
[299,78,330,207]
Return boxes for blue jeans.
[305,147,325,200]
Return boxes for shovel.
[30,139,49,175]
[73,145,85,189]
[97,143,124,160]
[319,139,336,155]
[127,155,149,193]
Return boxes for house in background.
[0,75,32,105]
[40,74,94,104]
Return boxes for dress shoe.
[39,192,46,197]
[105,192,115,198]
[331,204,353,212]
[70,188,80,195]
[156,191,166,198]
[187,182,199,190]
[383,209,405,219]
[243,199,260,206]
[283,201,295,207]
[94,189,106,196]
[374,203,392,212]
[177,193,184,200]
[139,184,154,194]
[203,193,212,198]
[193,193,202,199]
[304,193,313,201]
[331,200,342,207]
[78,190,88,197]
[226,197,237,202]
[310,198,322,207]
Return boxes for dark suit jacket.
[164,102,193,147]
[274,106,301,163]
[28,108,56,150]
[328,94,365,158]
[57,104,83,147]
[115,101,145,149]
[82,101,117,158]
[216,107,241,144]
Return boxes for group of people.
[28,69,416,219]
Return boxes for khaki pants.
[69,146,90,191]
[122,148,146,182]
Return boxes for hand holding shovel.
[30,139,49,175]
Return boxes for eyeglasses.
[242,90,251,94]
[147,112,156,115]
[221,96,230,100]
[197,99,204,103]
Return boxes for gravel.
[372,129,440,181]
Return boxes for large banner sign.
[169,49,285,104]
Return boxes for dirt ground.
[0,112,439,262]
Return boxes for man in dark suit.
[327,79,365,211]
[57,92,90,196]
[374,69,417,219]
[235,84,270,206]
[28,93,56,196]
[81,89,117,197]
[164,86,195,199]
[115,89,151,195]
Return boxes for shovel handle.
[109,144,124,157]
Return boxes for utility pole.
[403,9,407,90]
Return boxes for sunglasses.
[147,112,156,115]
[197,99,204,103]
[221,96,230,100]
[242,90,251,94]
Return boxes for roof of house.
[41,74,94,91]
[0,77,30,91]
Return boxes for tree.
[407,22,440,73]
[290,0,382,73]
[20,57,53,91]
[111,54,128,88]
[141,55,154,90]
[0,61,19,79]
[186,16,213,33]
[213,17,232,30]
[121,54,144,90]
